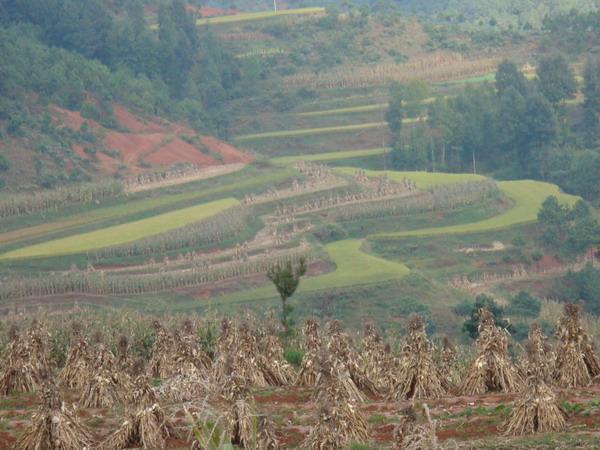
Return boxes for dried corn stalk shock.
[58,324,90,389]
[258,326,296,386]
[391,316,445,400]
[504,360,567,435]
[326,320,378,397]
[79,341,122,409]
[0,325,39,395]
[179,318,212,371]
[297,318,322,387]
[520,323,554,383]
[15,383,92,450]
[25,319,53,381]
[101,402,177,450]
[439,336,459,391]
[219,361,261,449]
[460,308,523,395]
[358,323,392,393]
[148,321,178,379]
[392,405,438,450]
[158,361,213,403]
[213,318,238,382]
[554,303,600,388]
[304,349,370,449]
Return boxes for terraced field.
[334,167,486,189]
[0,198,239,259]
[272,148,389,165]
[0,167,293,247]
[196,7,325,25]
[212,239,410,304]
[373,179,579,238]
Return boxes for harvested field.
[195,7,325,25]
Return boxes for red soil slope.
[51,104,252,176]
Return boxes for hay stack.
[554,303,600,388]
[297,319,321,387]
[58,325,90,389]
[258,328,296,386]
[439,336,459,390]
[391,316,445,400]
[0,325,38,395]
[79,342,122,409]
[460,308,522,395]
[358,323,391,392]
[15,383,92,450]
[101,402,177,450]
[326,320,378,396]
[148,321,177,379]
[25,319,52,381]
[392,405,438,450]
[504,357,567,435]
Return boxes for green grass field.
[209,239,410,304]
[334,167,486,189]
[373,179,579,239]
[0,198,239,259]
[295,103,388,117]
[272,148,389,165]
[196,7,325,26]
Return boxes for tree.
[461,294,511,339]
[0,154,10,172]
[581,58,600,146]
[496,59,528,97]
[385,82,404,147]
[537,54,577,107]
[537,195,569,245]
[521,92,557,175]
[267,258,307,337]
[508,291,541,318]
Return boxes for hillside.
[0,1,599,449]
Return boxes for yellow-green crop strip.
[372,179,579,239]
[196,7,325,26]
[272,148,390,166]
[0,198,239,259]
[234,118,422,142]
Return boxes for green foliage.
[461,293,511,339]
[496,60,528,97]
[283,347,304,366]
[537,54,577,106]
[581,58,600,146]
[554,264,600,316]
[537,196,600,252]
[508,291,541,318]
[267,258,307,335]
[0,155,10,172]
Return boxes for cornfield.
[2,304,599,448]
[0,179,123,218]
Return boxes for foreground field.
[374,179,579,238]
[0,198,239,259]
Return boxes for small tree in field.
[267,258,307,337]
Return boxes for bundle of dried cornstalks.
[504,370,567,435]
[178,320,212,371]
[358,323,391,392]
[259,331,296,386]
[25,319,52,381]
[392,405,438,450]
[520,323,553,382]
[391,316,445,400]
[158,362,213,403]
[101,402,177,450]
[554,303,600,388]
[297,319,322,387]
[58,325,90,389]
[303,399,369,450]
[460,308,522,395]
[79,369,122,408]
[0,325,39,395]
[15,383,92,450]
[326,320,378,396]
[148,321,178,379]
[440,336,459,390]
[220,363,259,448]
[257,415,280,450]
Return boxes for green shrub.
[508,291,541,318]
[0,155,10,172]
[283,347,304,366]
